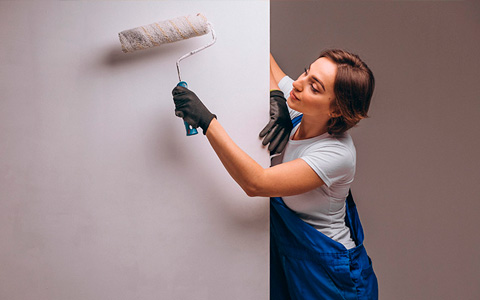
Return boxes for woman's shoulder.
[331,132,355,150]
[301,133,356,162]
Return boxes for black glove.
[259,90,293,154]
[172,86,216,135]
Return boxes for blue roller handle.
[177,81,198,136]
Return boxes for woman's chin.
[287,97,300,111]
[287,96,294,107]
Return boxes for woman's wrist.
[270,90,285,99]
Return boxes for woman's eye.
[304,68,318,93]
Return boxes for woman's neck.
[292,115,330,140]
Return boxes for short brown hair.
[319,49,375,135]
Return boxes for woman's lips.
[290,91,299,101]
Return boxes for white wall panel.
[0,1,270,299]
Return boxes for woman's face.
[287,57,337,119]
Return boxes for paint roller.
[118,13,217,136]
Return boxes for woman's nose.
[292,79,302,92]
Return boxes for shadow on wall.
[103,42,184,68]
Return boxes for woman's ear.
[328,99,341,118]
[329,112,341,118]
[328,107,341,118]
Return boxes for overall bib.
[270,115,378,300]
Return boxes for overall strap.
[291,114,303,127]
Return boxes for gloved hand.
[172,86,216,135]
[259,90,293,154]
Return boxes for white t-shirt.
[273,76,356,250]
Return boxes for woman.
[172,49,378,299]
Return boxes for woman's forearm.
[270,68,280,90]
[270,53,287,85]
[205,118,265,197]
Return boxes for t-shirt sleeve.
[300,143,355,187]
[278,75,302,120]
[278,75,294,96]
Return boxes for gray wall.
[0,1,269,299]
[271,1,480,299]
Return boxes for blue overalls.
[270,115,378,300]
